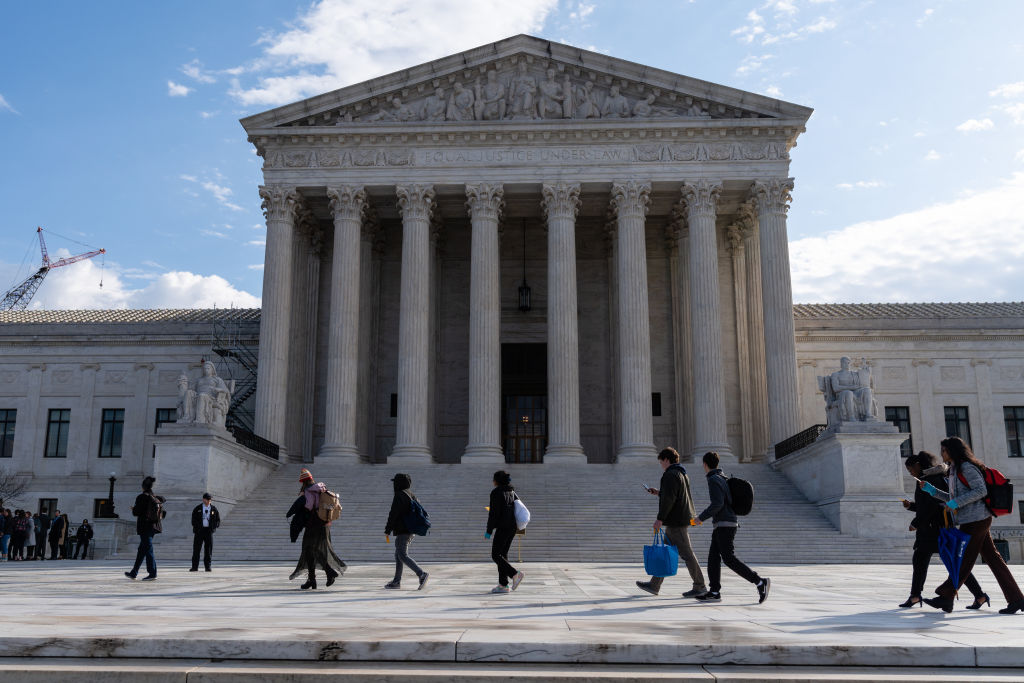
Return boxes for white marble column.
[727,225,754,462]
[913,359,939,454]
[255,185,300,454]
[667,205,695,460]
[741,202,770,461]
[972,360,1003,459]
[682,180,732,459]
[753,178,800,458]
[391,184,435,463]
[356,211,380,461]
[464,183,505,463]
[301,225,323,463]
[320,185,367,461]
[611,180,656,461]
[541,183,586,462]
[285,206,315,462]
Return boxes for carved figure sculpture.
[447,82,475,121]
[365,97,417,122]
[175,362,235,429]
[475,70,507,121]
[632,93,656,117]
[818,357,878,428]
[601,85,631,118]
[421,87,447,121]
[537,67,566,119]
[573,81,601,119]
[508,62,538,118]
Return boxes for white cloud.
[199,111,219,119]
[167,80,192,97]
[955,118,994,132]
[916,8,934,27]
[0,251,260,309]
[835,180,885,189]
[913,131,926,138]
[763,85,783,98]
[996,102,1024,125]
[791,173,1024,303]
[924,149,941,161]
[735,3,837,46]
[568,2,594,22]
[989,81,1024,98]
[180,174,245,212]
[736,54,774,76]
[247,264,265,271]
[246,240,266,247]
[201,229,229,239]
[226,0,557,107]
[1016,148,1024,163]
[181,59,217,84]
[0,94,19,114]
[802,16,836,33]
[732,9,766,44]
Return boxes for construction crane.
[1,227,106,311]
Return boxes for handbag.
[643,529,679,578]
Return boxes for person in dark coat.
[485,470,523,594]
[73,519,94,559]
[190,493,220,572]
[47,510,67,560]
[125,476,165,581]
[900,451,987,608]
[384,473,429,590]
[35,512,50,559]
[287,468,345,590]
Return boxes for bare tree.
[0,467,28,509]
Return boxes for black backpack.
[726,477,755,516]
[402,494,431,536]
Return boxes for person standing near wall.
[47,510,66,560]
[73,519,94,560]
[190,493,220,572]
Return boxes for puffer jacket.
[926,461,990,525]
[698,468,738,528]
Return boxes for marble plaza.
[0,561,1022,680]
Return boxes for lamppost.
[107,472,118,518]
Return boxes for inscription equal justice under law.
[419,147,632,164]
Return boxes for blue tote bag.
[643,529,679,577]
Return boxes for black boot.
[300,575,318,590]
[923,596,954,613]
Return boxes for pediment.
[241,35,812,132]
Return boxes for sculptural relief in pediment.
[279,57,775,128]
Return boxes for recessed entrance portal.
[502,343,547,463]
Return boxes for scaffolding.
[210,315,259,434]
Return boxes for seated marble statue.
[818,357,877,427]
[176,362,235,429]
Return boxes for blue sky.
[1,0,1022,308]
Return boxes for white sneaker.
[511,571,525,591]
[490,585,510,594]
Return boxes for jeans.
[491,528,518,586]
[35,533,46,558]
[936,518,1023,603]
[129,533,156,578]
[911,547,982,598]
[708,526,761,592]
[192,529,213,570]
[650,525,707,592]
[1,534,9,558]
[393,533,424,582]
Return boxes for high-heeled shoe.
[300,577,318,590]
[998,599,1024,615]
[899,595,923,608]
[923,596,954,613]
[966,593,990,610]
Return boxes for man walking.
[636,447,707,598]
[190,493,220,572]
[73,519,93,559]
[125,476,164,581]
[693,452,770,604]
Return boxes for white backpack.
[513,496,531,530]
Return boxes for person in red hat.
[286,468,345,589]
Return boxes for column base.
[543,443,587,464]
[615,443,657,461]
[389,444,433,464]
[691,442,734,461]
[317,444,362,462]
[462,444,506,464]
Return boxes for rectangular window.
[944,406,972,447]
[884,406,913,457]
[98,408,124,458]
[38,498,57,518]
[94,498,110,519]
[1004,407,1024,458]
[390,393,398,418]
[154,408,176,432]
[651,392,662,417]
[44,409,71,458]
[0,409,15,458]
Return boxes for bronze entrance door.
[501,343,547,463]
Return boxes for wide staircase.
[155,459,913,564]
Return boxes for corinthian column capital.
[680,179,722,217]
[396,184,435,221]
[541,182,581,220]
[465,183,505,221]
[259,185,301,222]
[609,180,651,219]
[751,177,795,215]
[326,185,367,223]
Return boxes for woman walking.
[383,473,429,590]
[899,451,987,609]
[921,437,1024,614]
[485,470,524,594]
[287,468,345,590]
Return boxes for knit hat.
[299,468,314,483]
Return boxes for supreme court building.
[242,35,811,465]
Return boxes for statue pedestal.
[90,518,135,559]
[153,424,281,540]
[770,424,909,539]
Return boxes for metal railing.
[774,424,827,460]
[228,425,280,460]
